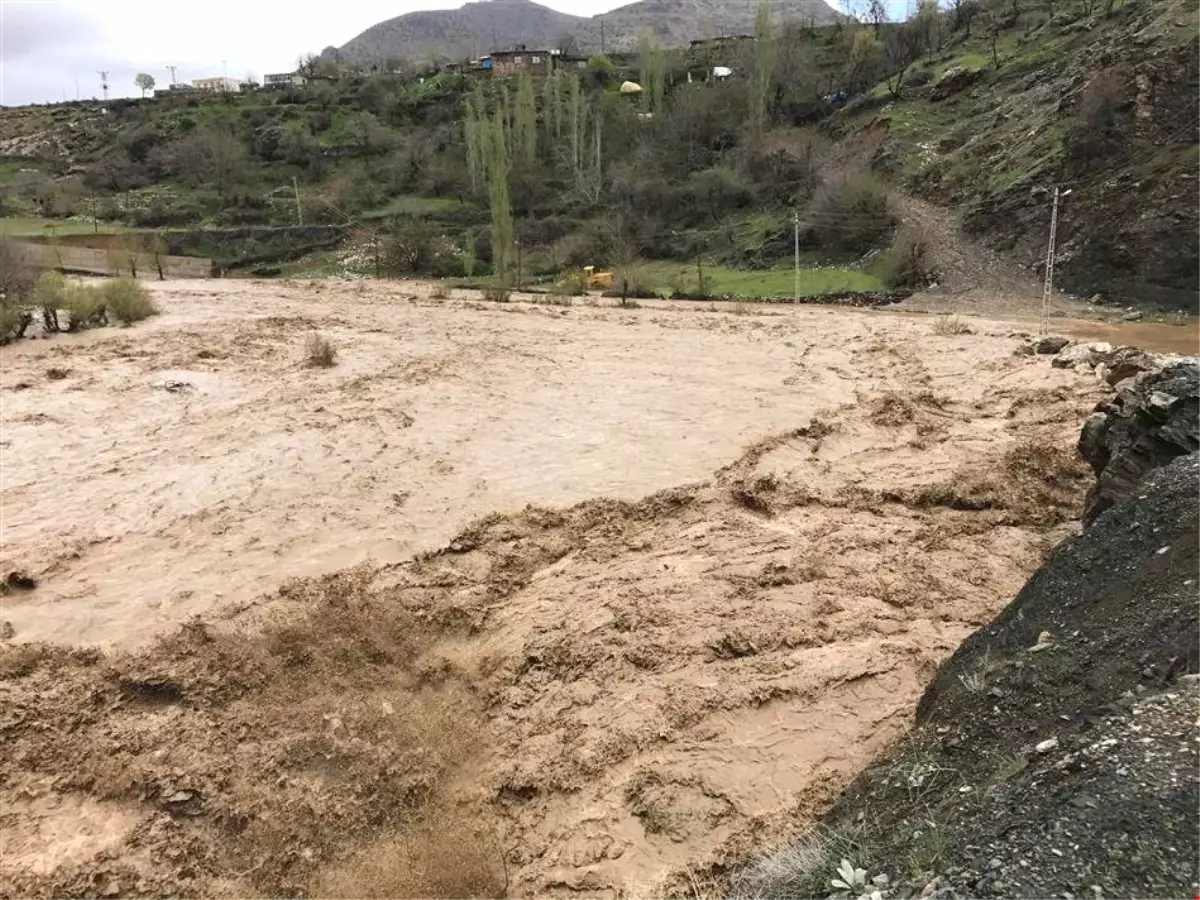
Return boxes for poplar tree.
[750,0,776,136]
[483,109,513,279]
[514,71,538,167]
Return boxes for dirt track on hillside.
[0,280,1116,897]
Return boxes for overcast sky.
[0,0,876,107]
[0,0,625,106]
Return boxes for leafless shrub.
[932,315,973,335]
[879,226,935,288]
[304,332,337,367]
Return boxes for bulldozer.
[583,265,613,289]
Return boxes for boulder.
[1077,358,1199,524]
[929,66,981,101]
[1051,340,1112,368]
[1100,345,1159,385]
[1034,335,1071,354]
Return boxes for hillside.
[829,0,1199,307]
[332,0,842,64]
[0,0,1195,310]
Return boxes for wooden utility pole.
[292,177,303,225]
[1040,186,1068,334]
[793,210,800,303]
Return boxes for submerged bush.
[101,278,158,324]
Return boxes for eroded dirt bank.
[0,280,1111,897]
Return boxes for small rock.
[1120,310,1143,321]
[989,858,1003,870]
[1036,737,1059,753]
[920,877,941,898]
[0,621,13,641]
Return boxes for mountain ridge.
[331,0,842,64]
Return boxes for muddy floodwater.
[0,279,1158,896]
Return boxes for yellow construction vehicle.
[583,265,613,289]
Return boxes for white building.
[192,76,241,93]
[264,72,306,87]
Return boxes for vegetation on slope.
[0,0,1194,305]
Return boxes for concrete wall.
[12,240,213,279]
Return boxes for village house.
[478,47,589,77]
[264,71,307,88]
[192,76,240,93]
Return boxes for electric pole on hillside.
[167,65,178,86]
[793,210,800,303]
[98,71,109,101]
[1040,186,1070,335]
[293,177,303,226]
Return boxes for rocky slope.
[836,0,1199,309]
[729,355,1200,900]
[331,0,841,63]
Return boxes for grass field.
[636,261,885,297]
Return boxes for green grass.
[635,261,885,297]
[361,195,467,219]
[275,249,343,277]
[0,216,130,237]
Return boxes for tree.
[514,71,538,168]
[556,32,580,56]
[192,126,246,205]
[985,11,1001,67]
[297,53,320,79]
[749,0,776,136]
[638,31,666,116]
[866,0,888,36]
[482,109,513,280]
[912,0,941,55]
[134,73,155,97]
[883,24,922,97]
[463,86,486,195]
[846,27,884,91]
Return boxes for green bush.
[809,173,894,253]
[102,278,158,324]
[63,283,108,331]
[609,264,660,301]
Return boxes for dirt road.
[0,280,1126,896]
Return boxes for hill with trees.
[0,0,1195,310]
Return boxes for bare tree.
[866,0,888,36]
[883,24,921,97]
[985,11,1001,67]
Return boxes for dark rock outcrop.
[1077,357,1199,524]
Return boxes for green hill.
[1,0,1195,307]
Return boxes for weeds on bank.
[932,315,974,336]
[304,332,337,367]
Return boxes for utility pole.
[601,20,606,54]
[1040,186,1069,334]
[167,65,178,85]
[292,177,303,226]
[515,239,522,290]
[99,71,109,102]
[75,76,80,100]
[793,210,800,303]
